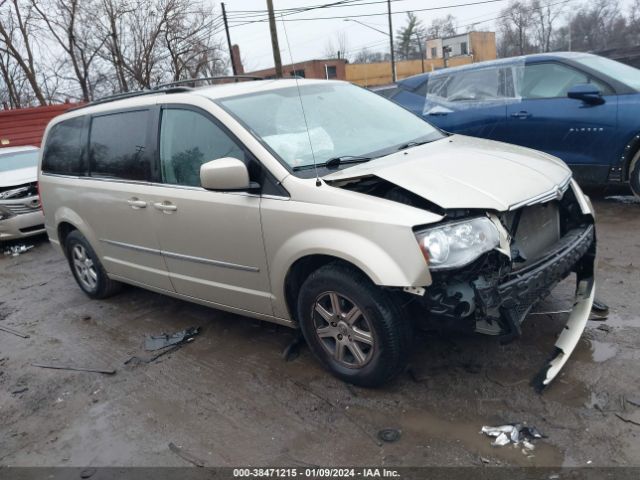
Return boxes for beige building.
[426,31,496,63]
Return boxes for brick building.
[0,103,81,149]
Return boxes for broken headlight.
[415,217,500,270]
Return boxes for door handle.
[153,201,177,213]
[127,197,147,209]
[511,111,531,119]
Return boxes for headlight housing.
[415,217,500,270]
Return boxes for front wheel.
[65,230,122,299]
[296,263,411,387]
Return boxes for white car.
[0,146,45,241]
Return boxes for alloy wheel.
[72,244,98,291]
[312,291,375,368]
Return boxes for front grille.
[502,202,561,270]
[4,199,41,215]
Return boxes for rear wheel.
[65,230,122,299]
[629,149,640,198]
[296,263,411,387]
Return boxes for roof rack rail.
[71,75,263,111]
[153,75,263,90]
[71,85,193,111]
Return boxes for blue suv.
[380,52,640,196]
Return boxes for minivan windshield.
[574,55,640,91]
[0,150,39,172]
[218,83,443,172]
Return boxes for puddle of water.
[573,338,618,363]
[349,406,564,466]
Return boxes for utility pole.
[415,31,425,73]
[221,3,237,75]
[387,0,396,82]
[266,0,284,78]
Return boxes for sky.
[221,0,635,71]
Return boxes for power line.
[226,0,510,26]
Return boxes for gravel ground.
[1,195,639,467]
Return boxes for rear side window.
[89,110,151,181]
[42,116,85,175]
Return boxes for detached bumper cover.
[533,275,595,390]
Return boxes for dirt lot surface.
[1,195,639,468]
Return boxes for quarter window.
[159,108,246,187]
[521,63,612,99]
[42,116,85,175]
[89,110,151,181]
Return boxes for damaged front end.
[404,180,596,390]
[0,182,45,240]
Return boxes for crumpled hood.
[324,135,571,212]
[0,166,37,189]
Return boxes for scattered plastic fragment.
[615,412,640,426]
[168,442,205,467]
[481,424,546,451]
[3,244,34,257]
[125,326,201,365]
[31,362,115,375]
[0,324,30,339]
[80,468,96,479]
[145,326,201,351]
[377,428,401,443]
[625,396,640,408]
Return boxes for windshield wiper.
[293,155,373,171]
[397,140,432,151]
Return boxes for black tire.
[65,230,122,299]
[629,150,640,198]
[296,262,411,387]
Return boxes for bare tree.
[531,0,565,52]
[426,14,457,39]
[31,0,107,101]
[353,47,389,64]
[324,31,350,60]
[497,1,534,57]
[0,0,46,105]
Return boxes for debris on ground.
[282,332,305,362]
[591,299,610,319]
[125,326,201,366]
[481,424,546,452]
[31,362,116,375]
[625,396,640,408]
[0,324,30,339]
[144,326,201,351]
[80,468,96,479]
[3,244,34,257]
[11,387,28,395]
[615,412,640,426]
[597,324,612,333]
[377,428,401,443]
[168,442,205,467]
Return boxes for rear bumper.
[0,210,46,241]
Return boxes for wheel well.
[284,255,371,322]
[57,222,77,252]
[622,133,640,180]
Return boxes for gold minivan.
[39,79,596,388]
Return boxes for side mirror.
[567,84,604,105]
[200,158,255,191]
